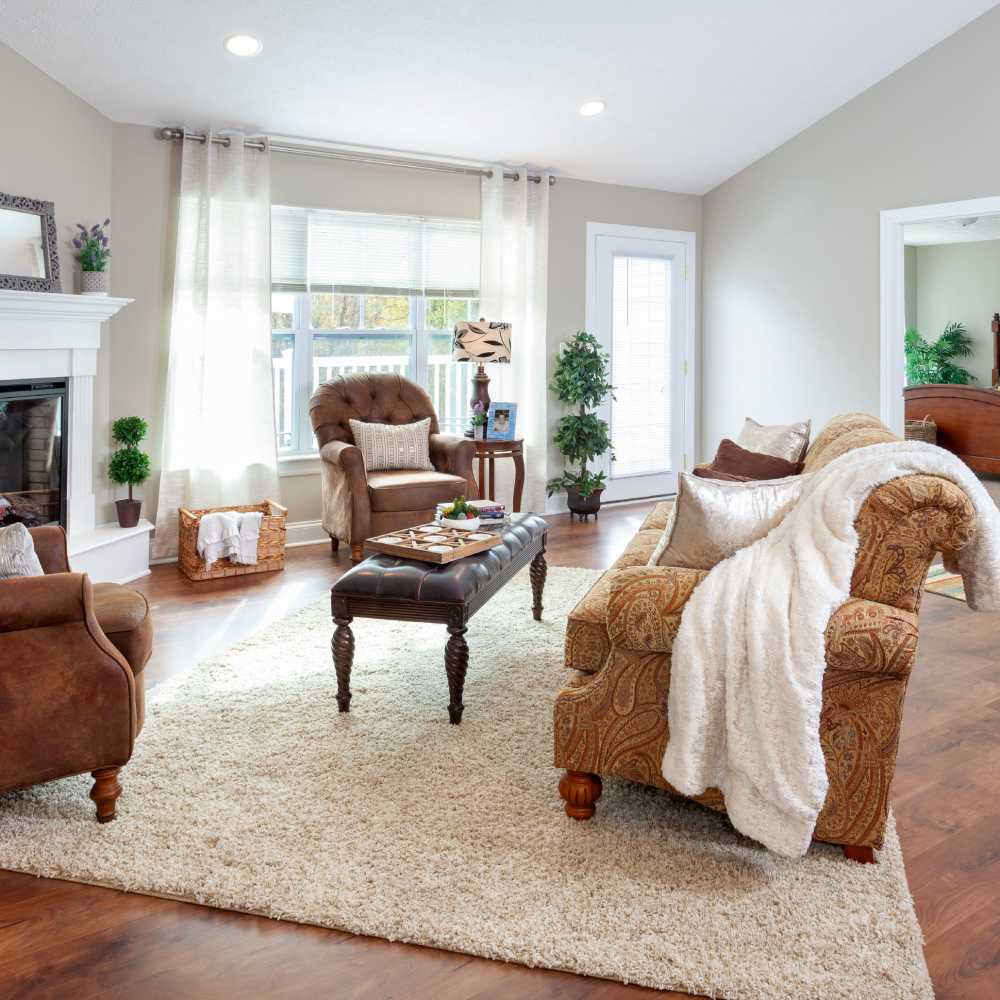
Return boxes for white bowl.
[439,515,480,531]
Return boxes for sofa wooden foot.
[559,770,602,820]
[90,767,122,823]
[330,537,340,555]
[843,845,877,864]
[350,544,363,564]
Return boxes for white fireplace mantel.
[0,289,152,583]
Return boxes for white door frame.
[880,195,1000,435]
[585,221,697,498]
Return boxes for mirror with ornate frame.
[0,192,61,292]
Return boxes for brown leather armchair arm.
[319,439,371,546]
[28,525,70,574]
[0,571,93,632]
[430,433,476,494]
[0,572,137,796]
[605,565,708,654]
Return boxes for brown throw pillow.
[694,439,802,482]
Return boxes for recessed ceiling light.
[224,34,263,57]
[579,100,606,117]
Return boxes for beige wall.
[911,240,1000,386]
[545,178,702,479]
[701,4,1000,460]
[0,42,115,520]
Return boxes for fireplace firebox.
[0,379,68,529]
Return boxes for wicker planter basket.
[904,415,937,445]
[178,500,287,581]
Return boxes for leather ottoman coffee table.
[330,514,547,723]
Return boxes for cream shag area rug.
[0,567,931,1000]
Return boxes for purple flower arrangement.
[471,400,487,426]
[71,219,111,272]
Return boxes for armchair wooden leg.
[330,536,340,555]
[350,544,364,564]
[90,767,122,823]
[842,845,877,864]
[559,770,602,820]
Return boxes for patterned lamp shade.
[452,321,512,364]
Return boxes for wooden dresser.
[904,384,1000,474]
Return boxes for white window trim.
[274,290,478,475]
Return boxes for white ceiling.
[905,216,1000,245]
[1,0,995,194]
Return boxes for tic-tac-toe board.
[364,522,505,564]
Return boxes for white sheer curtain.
[479,168,550,513]
[153,132,278,558]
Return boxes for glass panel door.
[591,231,688,500]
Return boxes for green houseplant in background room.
[904,321,976,385]
[546,331,614,521]
[71,219,111,296]
[108,417,151,528]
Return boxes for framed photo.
[487,402,517,441]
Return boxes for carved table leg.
[333,616,354,712]
[559,770,602,820]
[445,624,469,724]
[530,548,547,621]
[90,767,122,823]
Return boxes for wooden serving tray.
[365,523,505,564]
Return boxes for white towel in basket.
[197,510,262,569]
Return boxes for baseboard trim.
[285,519,329,548]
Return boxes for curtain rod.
[156,128,555,185]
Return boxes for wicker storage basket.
[904,414,937,445]
[178,500,287,581]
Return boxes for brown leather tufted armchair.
[0,526,153,822]
[309,373,477,562]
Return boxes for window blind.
[271,205,480,297]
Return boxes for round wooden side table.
[472,438,524,512]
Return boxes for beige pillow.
[736,417,811,464]
[0,522,45,579]
[349,417,434,472]
[650,472,807,570]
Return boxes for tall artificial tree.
[546,331,614,501]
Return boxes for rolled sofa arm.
[430,433,476,492]
[852,473,975,612]
[606,565,708,654]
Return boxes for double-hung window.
[271,206,481,454]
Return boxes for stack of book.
[468,499,507,521]
[436,499,508,522]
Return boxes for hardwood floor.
[2,502,998,999]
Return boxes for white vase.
[80,270,108,296]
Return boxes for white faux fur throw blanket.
[662,441,1000,858]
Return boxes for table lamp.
[452,320,512,411]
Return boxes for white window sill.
[278,452,322,478]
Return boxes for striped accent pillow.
[0,522,45,579]
[349,418,434,473]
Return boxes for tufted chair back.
[309,373,441,449]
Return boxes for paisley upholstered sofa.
[554,413,977,862]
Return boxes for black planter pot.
[566,486,603,522]
[115,498,142,528]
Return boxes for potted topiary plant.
[108,416,151,528]
[71,219,111,296]
[546,331,614,521]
